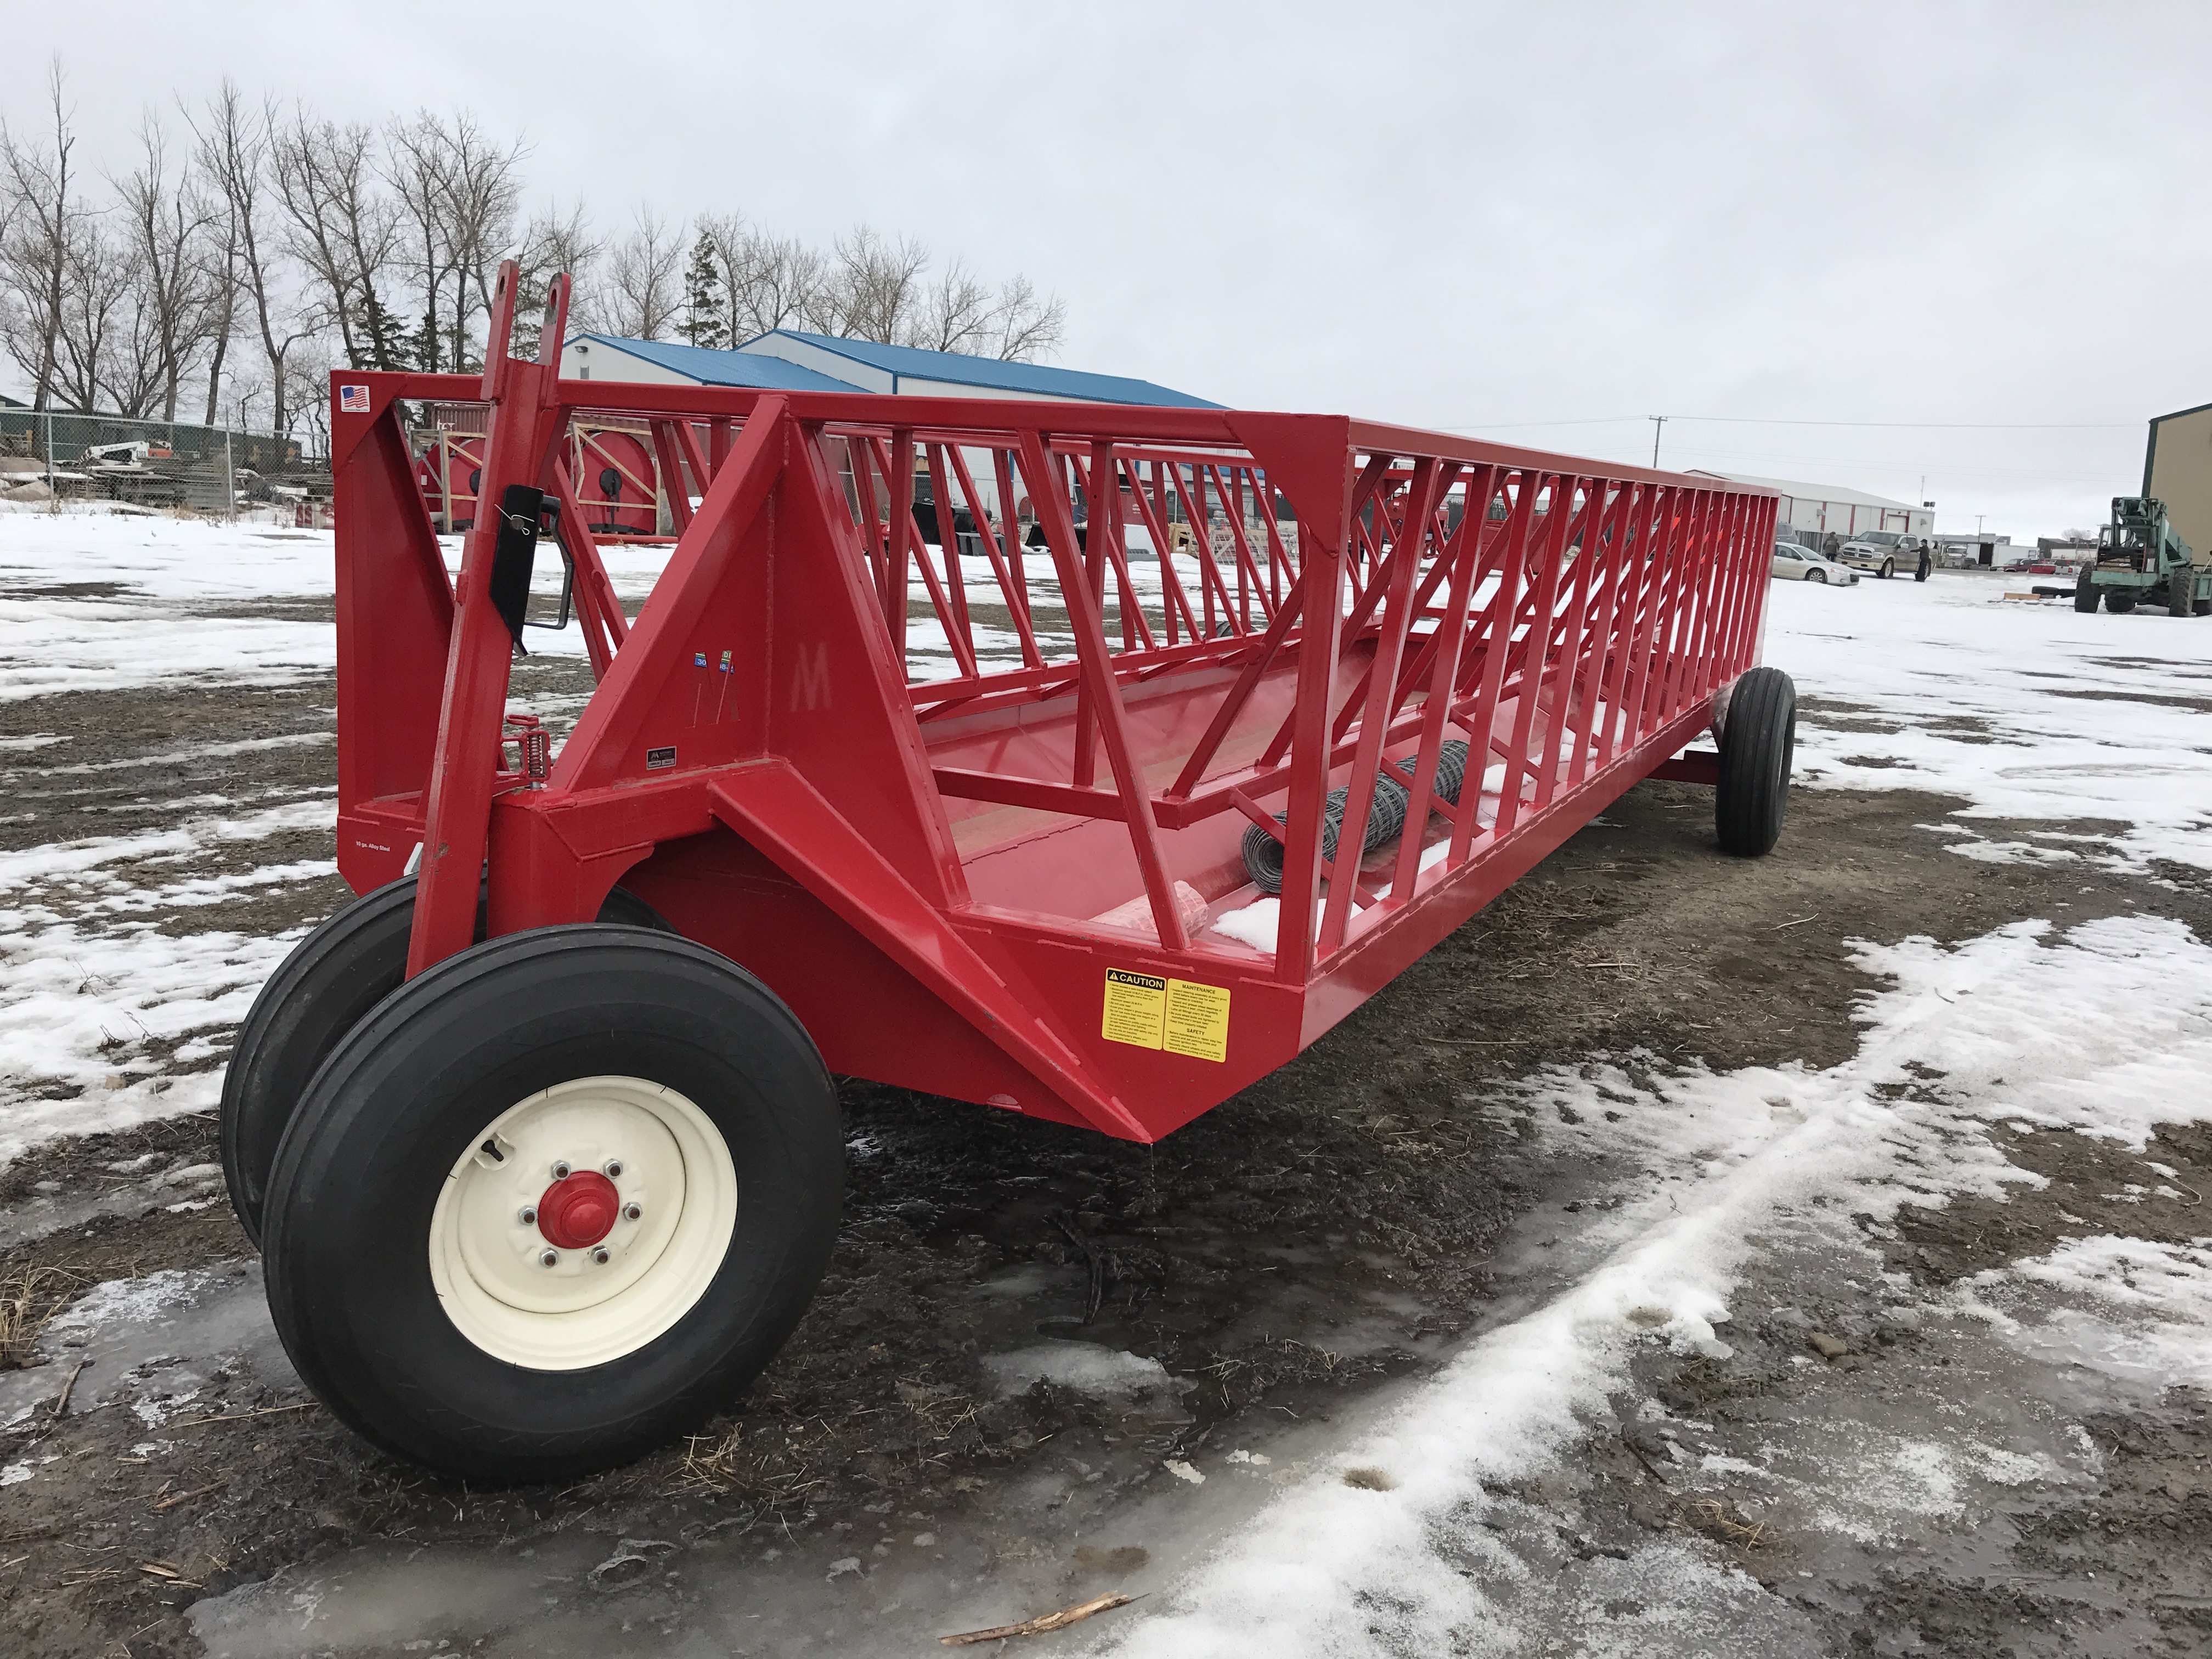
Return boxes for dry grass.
[0,1266,77,1371]
[673,1378,988,1514]
[1685,1496,1770,1548]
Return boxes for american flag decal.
[338,385,371,414]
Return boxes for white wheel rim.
[428,1075,737,1370]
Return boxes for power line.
[1674,415,2138,430]
[1446,415,2138,432]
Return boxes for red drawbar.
[537,1172,619,1250]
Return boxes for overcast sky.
[7,0,2208,539]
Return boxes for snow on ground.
[0,509,337,700]
[0,510,676,1165]
[1770,574,2212,873]
[1091,913,2212,1657]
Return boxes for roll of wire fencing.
[1240,740,1471,895]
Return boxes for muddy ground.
[3,656,2210,1656]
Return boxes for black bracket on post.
[487,486,571,651]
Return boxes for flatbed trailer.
[222,267,1793,1480]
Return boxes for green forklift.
[2075,496,2210,616]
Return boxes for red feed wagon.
[223,267,1791,1481]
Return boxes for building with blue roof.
[736,330,1219,409]
[559,330,1216,409]
[560,334,866,393]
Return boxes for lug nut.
[551,1160,572,1180]
[538,1249,559,1268]
[518,1205,538,1226]
[603,1158,624,1178]
[623,1202,643,1222]
[591,1246,611,1265]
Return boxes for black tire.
[1879,560,1894,579]
[2074,569,2098,613]
[2106,591,2135,614]
[221,877,670,1248]
[261,926,842,1483]
[2196,599,2210,618]
[1716,667,1795,857]
[2172,568,2197,618]
[1808,569,1826,584]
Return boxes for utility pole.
[1976,515,1985,537]
[1649,415,1667,469]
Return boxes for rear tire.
[261,926,842,1483]
[2074,569,2098,613]
[2105,591,2136,614]
[2172,569,2197,617]
[221,878,670,1248]
[1716,667,1795,858]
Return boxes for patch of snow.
[984,1340,1180,1402]
[1958,1235,2212,1393]
[1094,913,2212,1656]
[43,1267,215,1337]
[1767,577,2212,872]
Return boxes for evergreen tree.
[408,311,441,374]
[678,234,727,349]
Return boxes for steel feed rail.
[328,268,1776,1145]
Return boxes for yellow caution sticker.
[1102,968,1231,1063]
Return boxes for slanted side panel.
[333,396,454,890]
[766,431,968,904]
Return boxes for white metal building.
[1688,471,1933,543]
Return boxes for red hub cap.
[536,1171,620,1250]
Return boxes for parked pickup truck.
[1836,531,1928,579]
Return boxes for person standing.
[1915,538,1933,582]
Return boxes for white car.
[1771,542,1859,585]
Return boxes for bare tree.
[383,112,458,370]
[596,207,682,340]
[47,216,156,415]
[192,139,240,427]
[270,109,403,370]
[911,256,995,355]
[513,201,599,358]
[191,82,309,437]
[0,59,86,411]
[984,272,1066,363]
[383,110,528,371]
[114,115,220,419]
[696,212,821,342]
[437,113,528,367]
[809,225,928,344]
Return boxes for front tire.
[2074,569,2098,613]
[1879,560,1895,579]
[222,879,671,1246]
[1716,667,1795,858]
[1808,569,1826,584]
[2172,568,2198,618]
[261,926,842,1483]
[2106,591,2136,614]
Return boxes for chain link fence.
[0,408,330,519]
